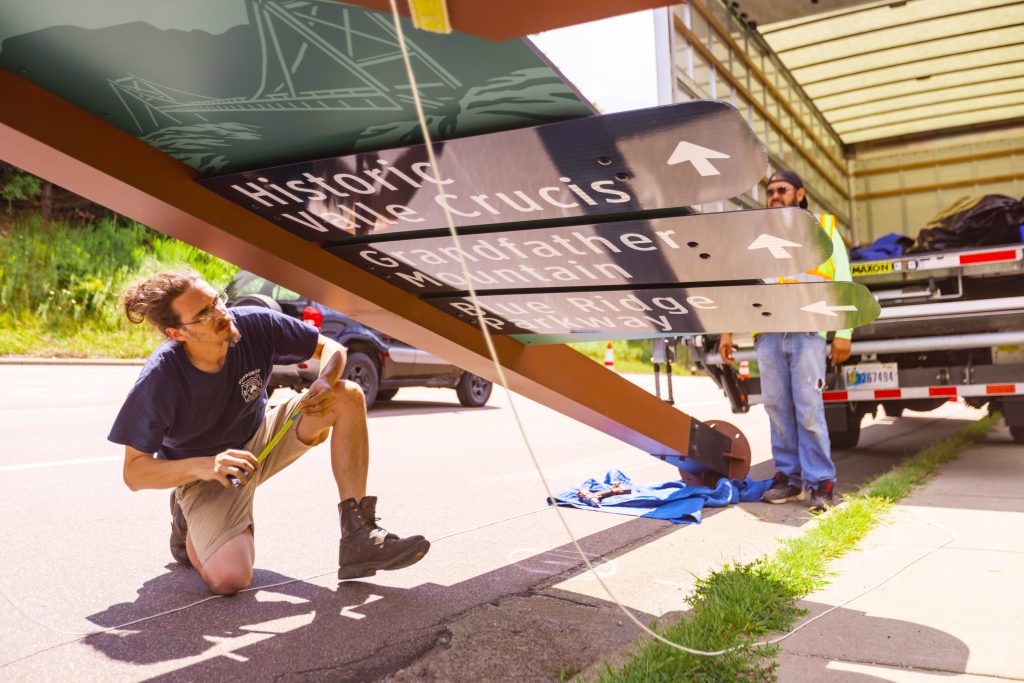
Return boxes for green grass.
[0,215,237,357]
[570,340,698,375]
[1,215,699,364]
[595,413,1000,682]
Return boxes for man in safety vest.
[718,170,852,512]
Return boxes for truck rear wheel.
[829,410,862,449]
[881,401,904,418]
[1011,426,1024,444]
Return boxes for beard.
[227,322,242,347]
[220,317,242,347]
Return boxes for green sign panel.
[0,0,592,174]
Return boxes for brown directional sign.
[200,100,768,242]
[428,281,880,342]
[328,207,832,293]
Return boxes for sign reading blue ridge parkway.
[427,282,881,339]
[200,101,768,242]
[329,208,831,294]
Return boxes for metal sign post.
[652,337,678,405]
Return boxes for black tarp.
[909,194,1024,253]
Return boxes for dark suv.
[225,271,492,409]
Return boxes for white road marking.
[0,455,121,472]
[0,404,119,414]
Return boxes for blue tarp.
[849,232,914,261]
[550,469,773,525]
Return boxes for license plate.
[993,345,1024,365]
[843,362,898,390]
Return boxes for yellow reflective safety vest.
[772,213,839,284]
[768,213,853,340]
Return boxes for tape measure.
[228,407,302,487]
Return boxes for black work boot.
[808,480,836,512]
[338,497,430,580]
[169,491,191,567]
[761,472,804,504]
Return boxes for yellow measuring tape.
[229,407,302,487]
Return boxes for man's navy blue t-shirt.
[108,307,318,460]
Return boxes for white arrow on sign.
[802,300,858,317]
[667,141,730,176]
[747,233,802,259]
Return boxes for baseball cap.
[767,170,808,209]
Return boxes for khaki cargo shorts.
[174,392,328,565]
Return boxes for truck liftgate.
[0,1,882,480]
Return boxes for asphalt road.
[0,364,990,681]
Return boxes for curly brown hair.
[122,269,201,336]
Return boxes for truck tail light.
[302,306,323,329]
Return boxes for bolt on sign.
[201,99,879,342]
[200,100,768,240]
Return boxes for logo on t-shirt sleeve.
[239,369,263,404]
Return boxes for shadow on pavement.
[779,601,971,681]
[85,569,442,679]
[73,413,994,680]
[80,518,670,681]
[720,415,981,530]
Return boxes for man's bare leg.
[292,379,428,578]
[295,379,368,500]
[186,530,255,595]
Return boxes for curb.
[0,357,145,366]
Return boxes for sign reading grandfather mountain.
[428,282,881,342]
[329,208,832,294]
[201,100,768,241]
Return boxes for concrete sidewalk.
[776,424,1024,682]
[303,412,1024,682]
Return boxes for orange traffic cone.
[738,360,750,379]
[603,342,616,371]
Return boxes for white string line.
[0,569,341,669]
[0,8,954,668]
[0,507,960,672]
[384,6,966,659]
[0,503,554,651]
[383,0,729,657]
[757,512,958,649]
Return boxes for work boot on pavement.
[808,480,836,512]
[761,472,804,504]
[338,496,430,580]
[169,491,190,567]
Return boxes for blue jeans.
[755,332,835,488]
